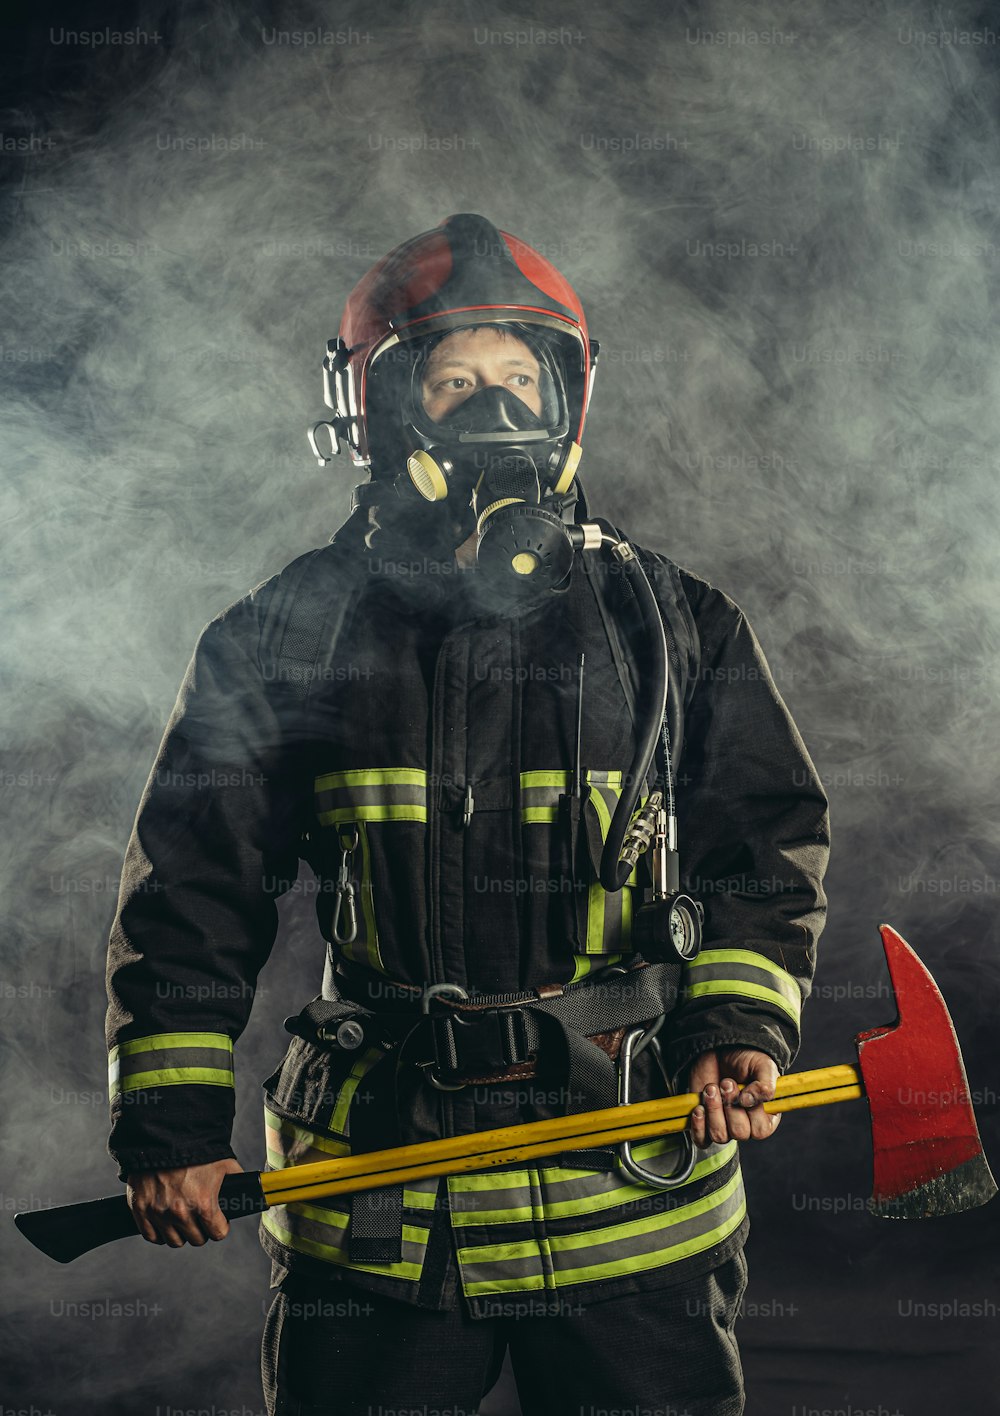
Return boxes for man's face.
[419,326,544,423]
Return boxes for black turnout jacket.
[105,504,830,1312]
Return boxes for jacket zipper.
[428,632,449,989]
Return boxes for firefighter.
[107,214,830,1416]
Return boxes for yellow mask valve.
[406,450,450,502]
[551,440,583,495]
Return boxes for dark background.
[3,1,999,1413]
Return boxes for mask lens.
[412,326,565,433]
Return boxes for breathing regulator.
[307,213,701,965]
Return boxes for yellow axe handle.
[261,1062,864,1208]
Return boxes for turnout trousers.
[261,1250,748,1416]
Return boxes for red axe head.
[856,924,997,1219]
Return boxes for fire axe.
[14,925,996,1264]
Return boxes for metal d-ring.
[617,1023,697,1190]
[419,982,470,1092]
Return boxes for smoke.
[3,1,999,1412]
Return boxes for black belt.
[282,958,682,1263]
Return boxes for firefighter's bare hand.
[687,1048,782,1147]
[125,1158,245,1248]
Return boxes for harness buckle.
[418,982,471,1091]
[417,985,535,1090]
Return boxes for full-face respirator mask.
[372,322,582,593]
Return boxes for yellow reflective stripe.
[330,1047,384,1134]
[520,771,570,789]
[690,947,803,979]
[108,1032,235,1100]
[263,1107,435,1209]
[684,948,802,1022]
[539,1145,733,1220]
[449,1146,734,1227]
[400,1185,438,1211]
[113,1067,233,1094]
[568,952,624,983]
[450,1169,541,1194]
[462,1197,747,1295]
[458,1236,542,1264]
[113,1032,233,1055]
[459,1274,548,1294]
[548,1170,744,1253]
[551,1197,746,1287]
[585,788,612,952]
[582,780,642,954]
[621,873,633,935]
[317,804,427,824]
[314,767,428,825]
[283,1203,430,1247]
[519,769,641,953]
[686,980,800,1020]
[315,768,427,790]
[586,784,613,832]
[519,770,569,823]
[264,1108,349,1159]
[260,1209,427,1281]
[457,1169,746,1294]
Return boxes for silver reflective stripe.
[448,1139,735,1227]
[108,1031,234,1100]
[455,1165,746,1295]
[261,1201,430,1281]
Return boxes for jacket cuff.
[111,1143,237,1184]
[664,1002,797,1092]
[108,1079,237,1180]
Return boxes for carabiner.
[617,1023,697,1190]
[331,825,360,946]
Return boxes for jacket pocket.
[261,1033,387,1169]
[312,767,430,978]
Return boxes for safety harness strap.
[283,962,682,1262]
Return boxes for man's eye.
[510,374,536,388]
[441,377,471,391]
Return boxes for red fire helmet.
[318,213,600,488]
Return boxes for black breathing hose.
[598,539,669,891]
